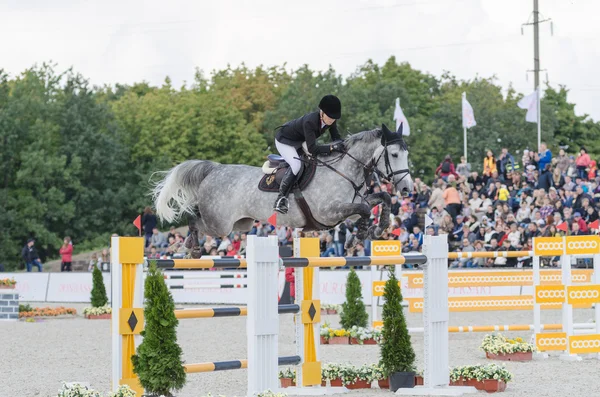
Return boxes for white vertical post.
[422,234,449,388]
[398,234,476,395]
[247,235,281,396]
[371,265,378,326]
[111,236,121,393]
[463,127,468,162]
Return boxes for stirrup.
[274,196,289,214]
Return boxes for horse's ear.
[382,124,392,134]
[397,122,403,135]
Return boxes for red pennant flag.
[557,221,569,232]
[589,219,600,230]
[133,215,142,236]
[267,213,277,227]
[391,228,401,237]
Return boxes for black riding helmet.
[319,95,342,119]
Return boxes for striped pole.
[184,356,301,373]
[402,323,597,334]
[174,304,299,319]
[153,258,247,269]
[281,255,426,268]
[169,284,247,290]
[164,273,247,280]
[448,251,533,259]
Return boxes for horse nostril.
[401,188,410,197]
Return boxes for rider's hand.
[331,141,346,153]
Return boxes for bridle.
[304,132,410,202]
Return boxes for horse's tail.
[152,160,218,223]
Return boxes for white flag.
[462,92,476,128]
[393,97,410,136]
[517,90,538,123]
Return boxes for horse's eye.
[392,153,398,158]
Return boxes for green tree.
[379,268,415,376]
[132,262,186,396]
[340,269,369,329]
[90,265,108,307]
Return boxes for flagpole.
[463,126,467,162]
[537,85,541,149]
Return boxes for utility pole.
[522,1,552,150]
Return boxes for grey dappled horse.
[153,124,413,254]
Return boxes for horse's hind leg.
[185,214,206,258]
[365,192,392,239]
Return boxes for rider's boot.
[274,167,297,214]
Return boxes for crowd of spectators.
[142,143,600,270]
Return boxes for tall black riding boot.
[274,168,297,214]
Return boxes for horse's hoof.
[190,248,202,259]
[345,235,359,250]
[368,226,383,239]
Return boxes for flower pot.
[450,377,464,386]
[465,378,480,388]
[482,379,507,393]
[327,336,349,345]
[280,378,295,388]
[350,337,359,345]
[327,309,337,314]
[415,375,424,385]
[330,378,343,387]
[389,371,415,391]
[85,313,112,320]
[0,285,15,289]
[363,338,377,345]
[321,380,327,387]
[321,309,328,315]
[320,336,329,344]
[486,351,532,362]
[378,378,389,389]
[346,379,371,389]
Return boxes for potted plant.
[449,364,512,392]
[480,333,535,361]
[348,326,379,345]
[0,278,16,289]
[414,369,424,385]
[322,363,343,387]
[378,267,416,391]
[83,305,112,319]
[371,364,388,389]
[320,324,350,344]
[131,262,186,397]
[340,269,368,330]
[278,368,296,388]
[342,364,373,389]
[85,265,110,319]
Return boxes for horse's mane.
[344,128,408,151]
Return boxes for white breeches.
[275,140,302,175]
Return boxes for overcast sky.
[1,0,598,119]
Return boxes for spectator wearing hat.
[22,238,42,272]
[573,212,589,233]
[575,147,591,180]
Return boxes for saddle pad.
[258,160,317,193]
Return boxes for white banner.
[2,273,49,302]
[46,273,112,303]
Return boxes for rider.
[273,94,345,214]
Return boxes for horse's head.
[375,123,413,197]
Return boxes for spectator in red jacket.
[59,236,73,272]
[573,212,589,233]
[285,267,295,303]
[436,155,459,181]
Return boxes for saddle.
[258,152,317,193]
[257,147,330,231]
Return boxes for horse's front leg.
[321,202,371,250]
[364,192,392,239]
